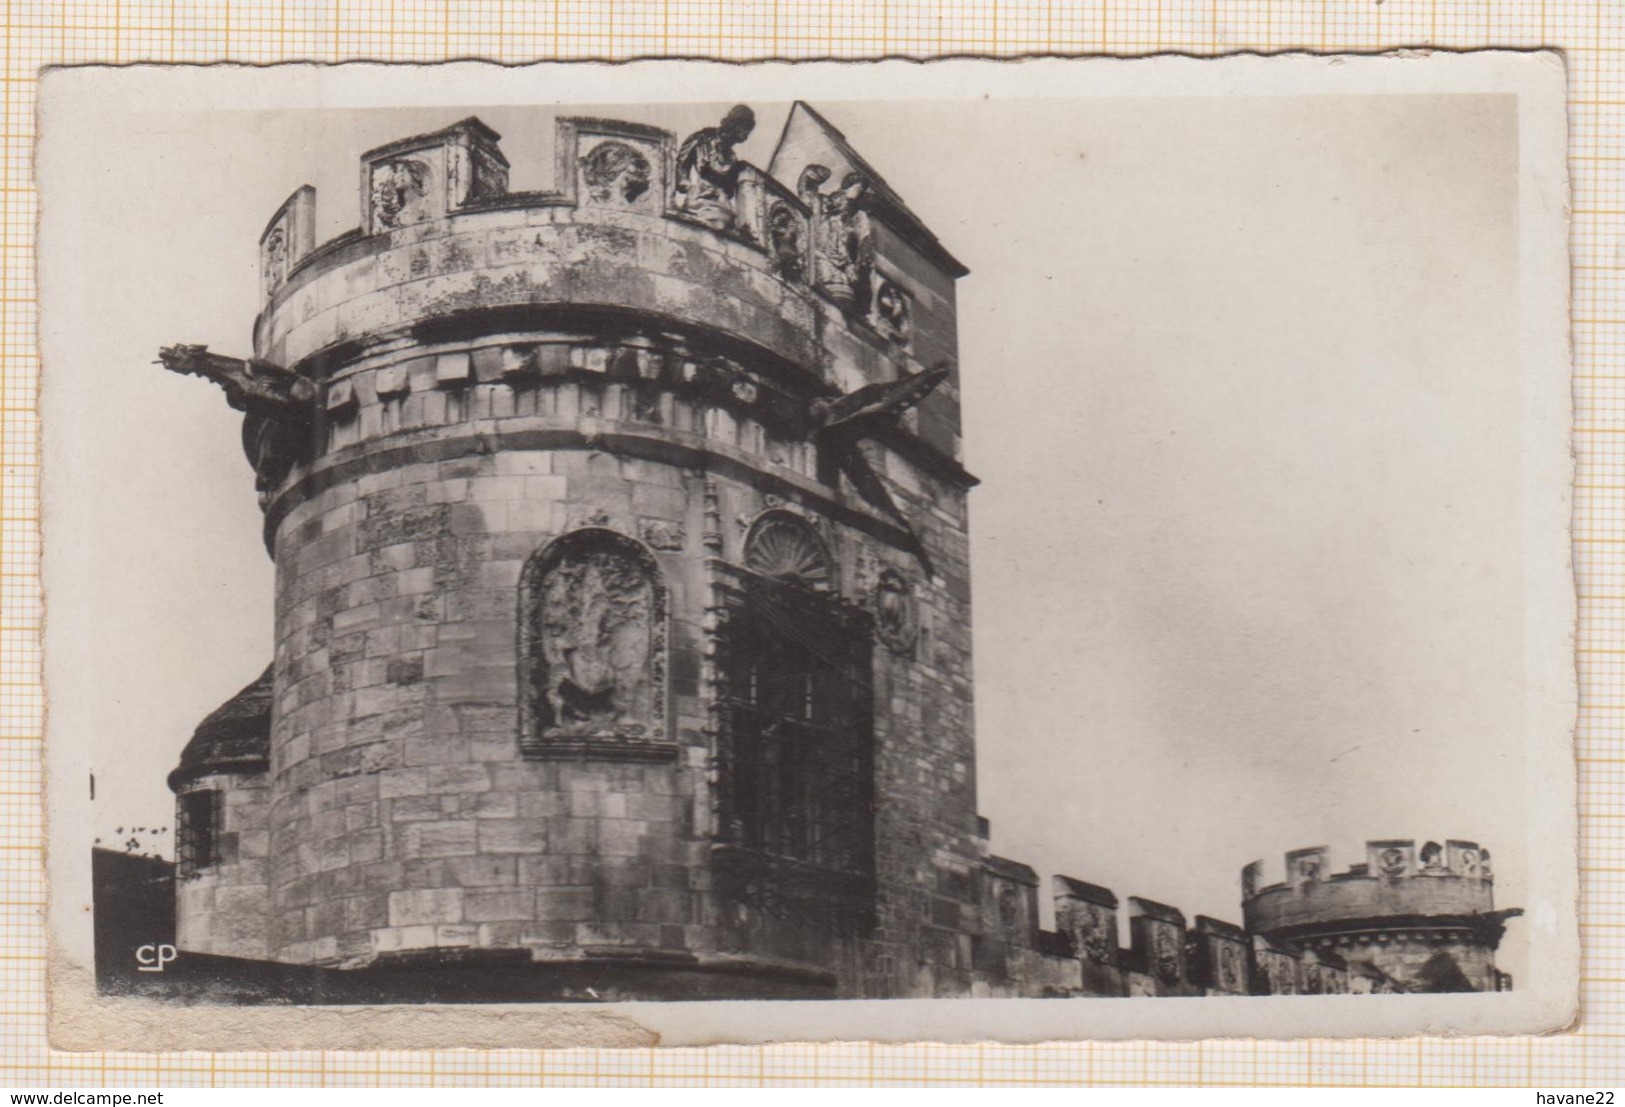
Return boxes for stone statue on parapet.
[155,345,316,427]
[674,104,757,231]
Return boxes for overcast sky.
[42,81,1539,978]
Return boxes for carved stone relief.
[1215,941,1246,993]
[744,512,832,590]
[1288,847,1328,886]
[767,202,805,281]
[640,519,686,551]
[1378,847,1410,877]
[996,884,1022,932]
[261,225,289,298]
[1152,925,1182,984]
[1265,953,1297,995]
[580,141,653,206]
[1448,841,1484,876]
[800,165,875,314]
[522,530,666,751]
[471,147,508,203]
[873,568,918,655]
[874,278,912,345]
[371,158,433,230]
[1071,903,1114,963]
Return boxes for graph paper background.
[0,0,1614,1088]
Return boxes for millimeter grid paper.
[0,0,1614,1089]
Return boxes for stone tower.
[1241,839,1521,993]
[161,103,984,999]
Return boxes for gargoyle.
[811,361,951,575]
[156,344,316,428]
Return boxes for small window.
[177,789,221,879]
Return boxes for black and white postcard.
[39,54,1575,1048]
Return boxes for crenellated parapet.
[251,106,955,375]
[165,106,972,555]
[974,842,1287,997]
[1241,838,1500,937]
[969,830,1517,997]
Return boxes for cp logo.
[135,943,177,972]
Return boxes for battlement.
[1243,839,1494,901]
[1238,840,1516,981]
[973,828,1516,996]
[226,104,975,554]
[254,106,960,387]
[978,853,1383,996]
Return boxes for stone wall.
[1244,841,1496,935]
[174,770,271,961]
[265,426,973,992]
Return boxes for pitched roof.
[769,102,970,279]
[167,665,273,791]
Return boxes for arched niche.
[518,528,670,758]
[742,510,834,592]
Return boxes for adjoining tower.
[161,103,984,999]
[1241,839,1521,993]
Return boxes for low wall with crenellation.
[974,835,1516,997]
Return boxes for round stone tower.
[1241,839,1520,993]
[162,104,985,999]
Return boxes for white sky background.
[43,88,1533,979]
